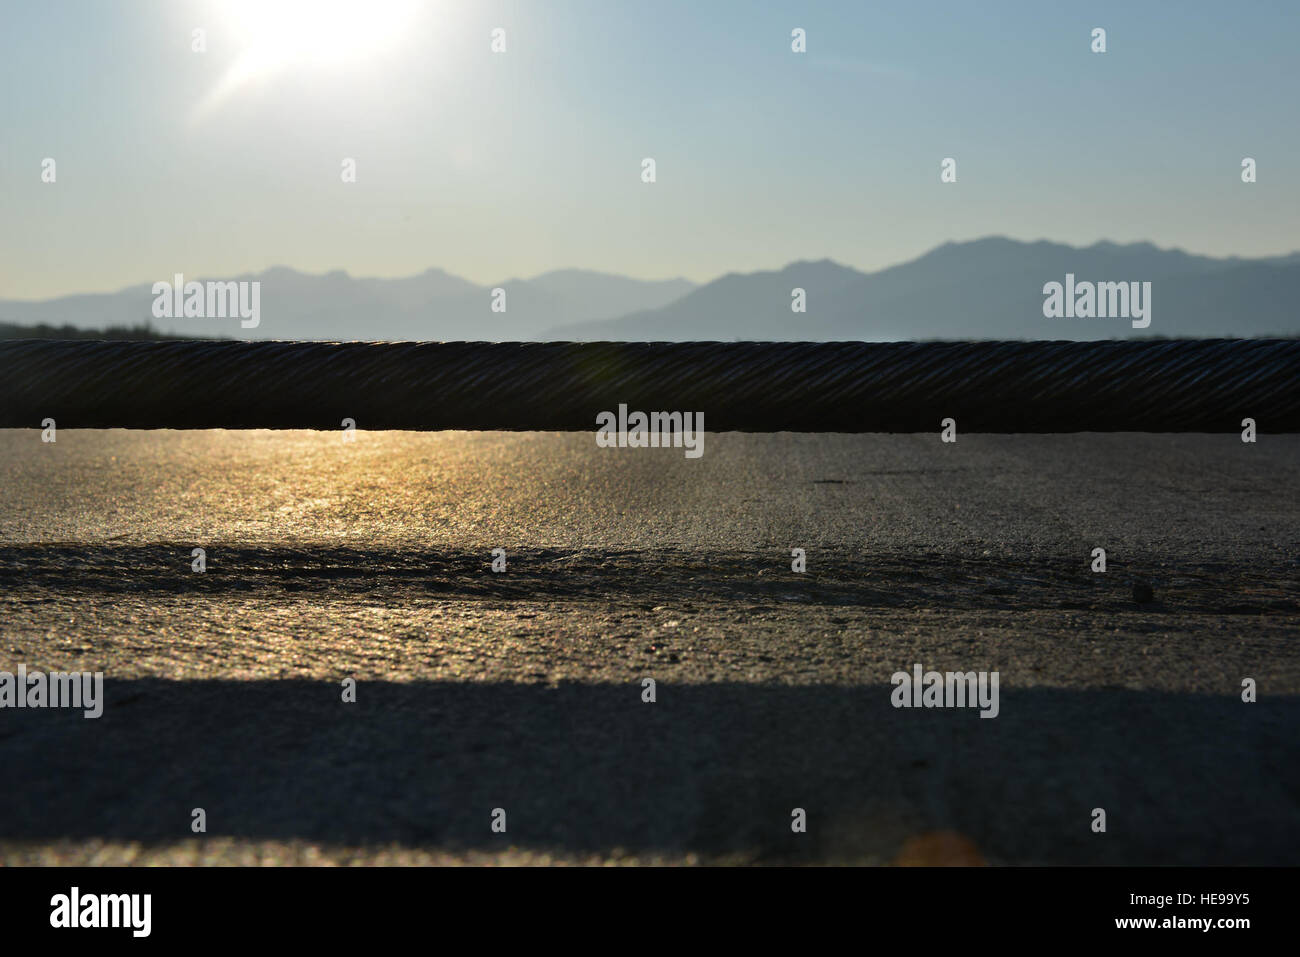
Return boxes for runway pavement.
[1,429,1297,864]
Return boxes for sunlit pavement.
[2,431,1297,864]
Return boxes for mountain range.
[3,238,1298,341]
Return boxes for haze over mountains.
[0,268,695,342]
[3,238,1298,341]
[550,239,1300,341]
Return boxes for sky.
[2,0,1298,299]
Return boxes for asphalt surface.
[1,429,1297,865]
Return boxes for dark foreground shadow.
[1,680,1296,864]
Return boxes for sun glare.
[195,0,418,117]
[229,0,417,70]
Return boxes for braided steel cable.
[0,338,1295,432]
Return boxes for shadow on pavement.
[1,679,1296,864]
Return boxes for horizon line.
[6,235,1300,304]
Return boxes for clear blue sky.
[2,0,1297,298]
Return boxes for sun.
[228,0,418,71]
[196,0,418,116]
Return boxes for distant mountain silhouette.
[0,322,202,341]
[548,238,1300,340]
[0,269,695,341]
[3,239,1297,341]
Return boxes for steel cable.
[0,338,1295,432]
